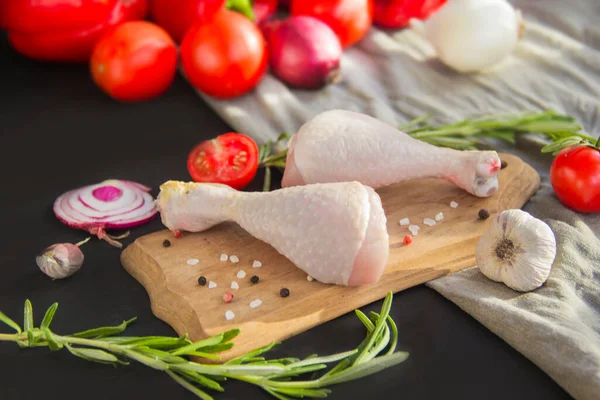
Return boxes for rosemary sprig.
[400,109,596,154]
[259,133,290,192]
[0,292,408,400]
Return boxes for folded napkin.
[189,1,600,398]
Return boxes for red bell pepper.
[373,0,447,29]
[1,0,148,63]
[149,0,276,43]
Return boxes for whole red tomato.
[373,0,447,29]
[550,146,600,213]
[187,133,260,190]
[2,0,148,63]
[90,21,177,102]
[149,0,226,43]
[291,0,374,48]
[181,9,268,99]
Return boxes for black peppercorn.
[198,276,207,286]
[280,288,290,298]
[250,275,259,284]
[163,239,171,247]
[500,160,508,169]
[478,209,490,220]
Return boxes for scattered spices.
[208,281,217,289]
[450,201,459,208]
[162,239,171,247]
[220,253,228,262]
[223,292,234,303]
[249,299,263,308]
[250,275,259,284]
[307,275,314,282]
[173,230,182,239]
[187,258,199,266]
[198,276,207,286]
[399,218,410,226]
[230,255,240,263]
[231,281,240,290]
[478,208,490,220]
[252,260,262,268]
[403,235,413,245]
[501,159,508,169]
[36,237,90,280]
[280,288,290,297]
[435,212,444,222]
[237,270,247,279]
[423,218,436,227]
[225,310,235,320]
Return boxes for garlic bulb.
[476,209,556,292]
[36,238,90,279]
[423,0,524,73]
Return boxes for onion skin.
[266,16,343,90]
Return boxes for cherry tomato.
[373,0,447,29]
[181,9,268,99]
[550,146,600,213]
[90,21,177,102]
[187,133,260,190]
[291,0,374,48]
[149,0,226,43]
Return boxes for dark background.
[0,34,571,399]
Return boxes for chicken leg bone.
[157,181,389,286]
[282,109,501,197]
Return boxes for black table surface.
[0,34,571,400]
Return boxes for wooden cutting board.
[121,153,540,360]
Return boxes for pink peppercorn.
[403,235,413,245]
[223,292,234,303]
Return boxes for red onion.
[265,15,343,90]
[53,179,158,248]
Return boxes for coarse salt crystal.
[435,212,444,221]
[236,270,246,279]
[231,281,239,290]
[220,254,228,262]
[450,201,459,208]
[423,218,436,227]
[252,260,262,268]
[399,218,410,226]
[208,281,217,289]
[225,310,235,320]
[408,225,420,236]
[249,299,262,309]
[187,259,199,266]
[230,255,240,263]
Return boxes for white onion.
[423,0,524,73]
[53,179,158,247]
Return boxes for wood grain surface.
[121,153,540,360]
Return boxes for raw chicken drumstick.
[282,109,502,197]
[157,181,389,286]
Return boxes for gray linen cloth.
[187,1,600,398]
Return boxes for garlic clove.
[36,240,88,280]
[476,209,556,292]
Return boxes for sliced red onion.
[53,179,158,248]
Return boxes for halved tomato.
[187,133,260,190]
